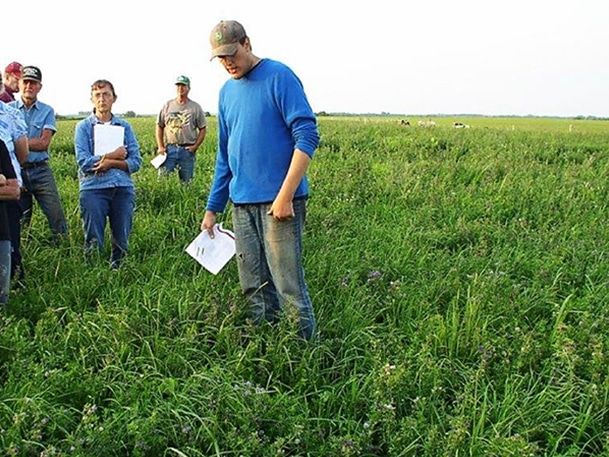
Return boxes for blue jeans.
[80,186,135,268]
[5,200,23,280]
[0,240,10,304]
[232,199,316,340]
[159,145,195,182]
[21,163,68,236]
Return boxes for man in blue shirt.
[10,66,67,240]
[0,139,20,305]
[201,20,320,340]
[0,94,28,283]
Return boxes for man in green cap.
[155,75,207,183]
[201,20,320,340]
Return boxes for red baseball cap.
[4,61,22,76]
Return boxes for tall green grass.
[1,116,608,456]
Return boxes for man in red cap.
[0,62,22,103]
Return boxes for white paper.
[150,154,167,169]
[186,224,236,275]
[94,124,124,156]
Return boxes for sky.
[2,0,608,117]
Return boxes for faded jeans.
[159,145,195,183]
[232,199,316,340]
[80,186,135,268]
[21,163,68,236]
[5,200,23,280]
[0,240,10,304]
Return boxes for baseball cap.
[210,20,247,59]
[4,61,22,76]
[175,75,190,86]
[22,66,42,82]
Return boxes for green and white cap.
[175,75,190,86]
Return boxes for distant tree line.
[57,111,609,121]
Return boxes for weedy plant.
[1,116,609,456]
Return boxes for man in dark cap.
[9,65,68,241]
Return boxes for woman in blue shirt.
[74,80,142,269]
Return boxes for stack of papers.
[94,124,124,156]
[150,154,167,169]
[186,224,236,274]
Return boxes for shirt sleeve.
[123,122,142,174]
[197,104,207,129]
[206,106,231,213]
[0,140,16,179]
[10,109,27,140]
[43,105,58,133]
[156,103,166,128]
[274,68,319,157]
[74,120,99,173]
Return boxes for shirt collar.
[89,112,118,125]
[14,98,39,110]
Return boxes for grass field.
[1,116,609,456]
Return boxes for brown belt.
[22,161,48,169]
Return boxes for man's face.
[176,83,189,96]
[217,40,254,79]
[5,72,20,91]
[19,79,42,101]
[91,84,116,114]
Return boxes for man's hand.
[157,146,167,155]
[267,150,309,222]
[91,156,110,173]
[267,196,295,221]
[92,146,128,173]
[0,178,21,200]
[107,146,127,160]
[201,210,217,238]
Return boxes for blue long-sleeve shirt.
[0,102,27,186]
[74,113,142,191]
[206,59,319,213]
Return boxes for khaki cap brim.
[210,43,239,60]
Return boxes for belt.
[171,143,194,147]
[22,161,48,169]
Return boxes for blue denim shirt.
[0,102,27,186]
[9,98,56,163]
[74,113,142,191]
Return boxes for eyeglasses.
[92,91,114,100]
